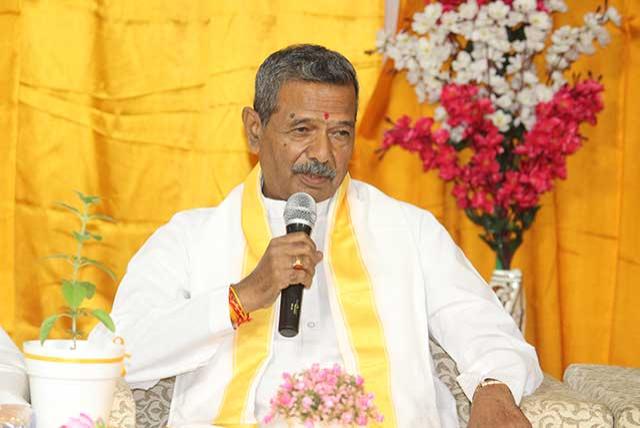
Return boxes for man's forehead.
[272,81,356,119]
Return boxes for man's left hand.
[468,383,531,428]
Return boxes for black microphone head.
[284,192,317,229]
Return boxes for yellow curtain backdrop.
[0,0,638,379]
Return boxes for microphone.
[279,192,317,337]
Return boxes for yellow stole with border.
[214,164,397,427]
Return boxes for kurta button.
[307,321,316,328]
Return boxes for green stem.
[70,202,88,350]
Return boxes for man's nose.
[306,131,332,163]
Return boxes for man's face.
[244,81,356,202]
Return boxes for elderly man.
[91,44,542,427]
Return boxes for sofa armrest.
[521,374,613,427]
[132,377,174,428]
[564,364,640,427]
[109,377,136,428]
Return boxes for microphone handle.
[278,222,312,337]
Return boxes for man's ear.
[242,107,262,154]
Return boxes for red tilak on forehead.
[323,112,330,120]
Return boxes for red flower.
[382,79,604,216]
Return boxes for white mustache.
[291,161,337,179]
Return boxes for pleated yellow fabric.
[1,0,638,383]
[0,0,384,346]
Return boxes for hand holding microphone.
[231,192,320,336]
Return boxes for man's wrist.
[228,284,252,328]
[473,378,513,401]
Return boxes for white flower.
[551,26,577,47]
[451,21,474,38]
[449,125,466,142]
[535,84,554,103]
[529,11,552,31]
[459,0,479,20]
[452,51,472,72]
[470,58,489,74]
[518,107,536,130]
[375,30,389,51]
[516,87,537,107]
[455,70,473,84]
[489,75,510,94]
[475,8,492,27]
[507,54,523,74]
[507,11,525,27]
[548,0,567,13]
[550,70,566,89]
[487,1,510,21]
[565,48,579,61]
[577,31,595,54]
[415,83,427,103]
[512,40,526,53]
[488,110,512,132]
[434,106,448,122]
[545,52,560,67]
[496,92,515,110]
[607,7,622,26]
[412,3,443,35]
[594,27,611,46]
[583,13,600,31]
[513,0,537,13]
[440,11,460,28]
[523,71,538,85]
[471,42,488,60]
[525,26,547,52]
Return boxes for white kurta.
[0,327,29,405]
[90,179,543,427]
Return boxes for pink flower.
[60,414,96,428]
[263,365,383,426]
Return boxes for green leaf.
[89,213,115,223]
[90,233,102,241]
[479,234,497,251]
[72,231,91,243]
[39,314,61,344]
[75,191,100,205]
[78,258,117,281]
[92,309,115,332]
[77,281,96,299]
[520,206,540,229]
[62,280,88,310]
[54,202,83,221]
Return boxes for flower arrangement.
[60,413,106,428]
[263,364,384,427]
[39,192,116,347]
[375,0,621,269]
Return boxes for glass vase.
[489,268,525,332]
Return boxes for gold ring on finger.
[292,256,303,270]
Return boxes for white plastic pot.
[23,339,124,428]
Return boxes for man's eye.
[333,130,352,138]
[293,127,310,134]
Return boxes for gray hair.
[253,44,359,124]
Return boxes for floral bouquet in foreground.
[59,413,106,428]
[375,0,621,269]
[263,364,384,427]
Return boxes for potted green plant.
[22,192,124,428]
